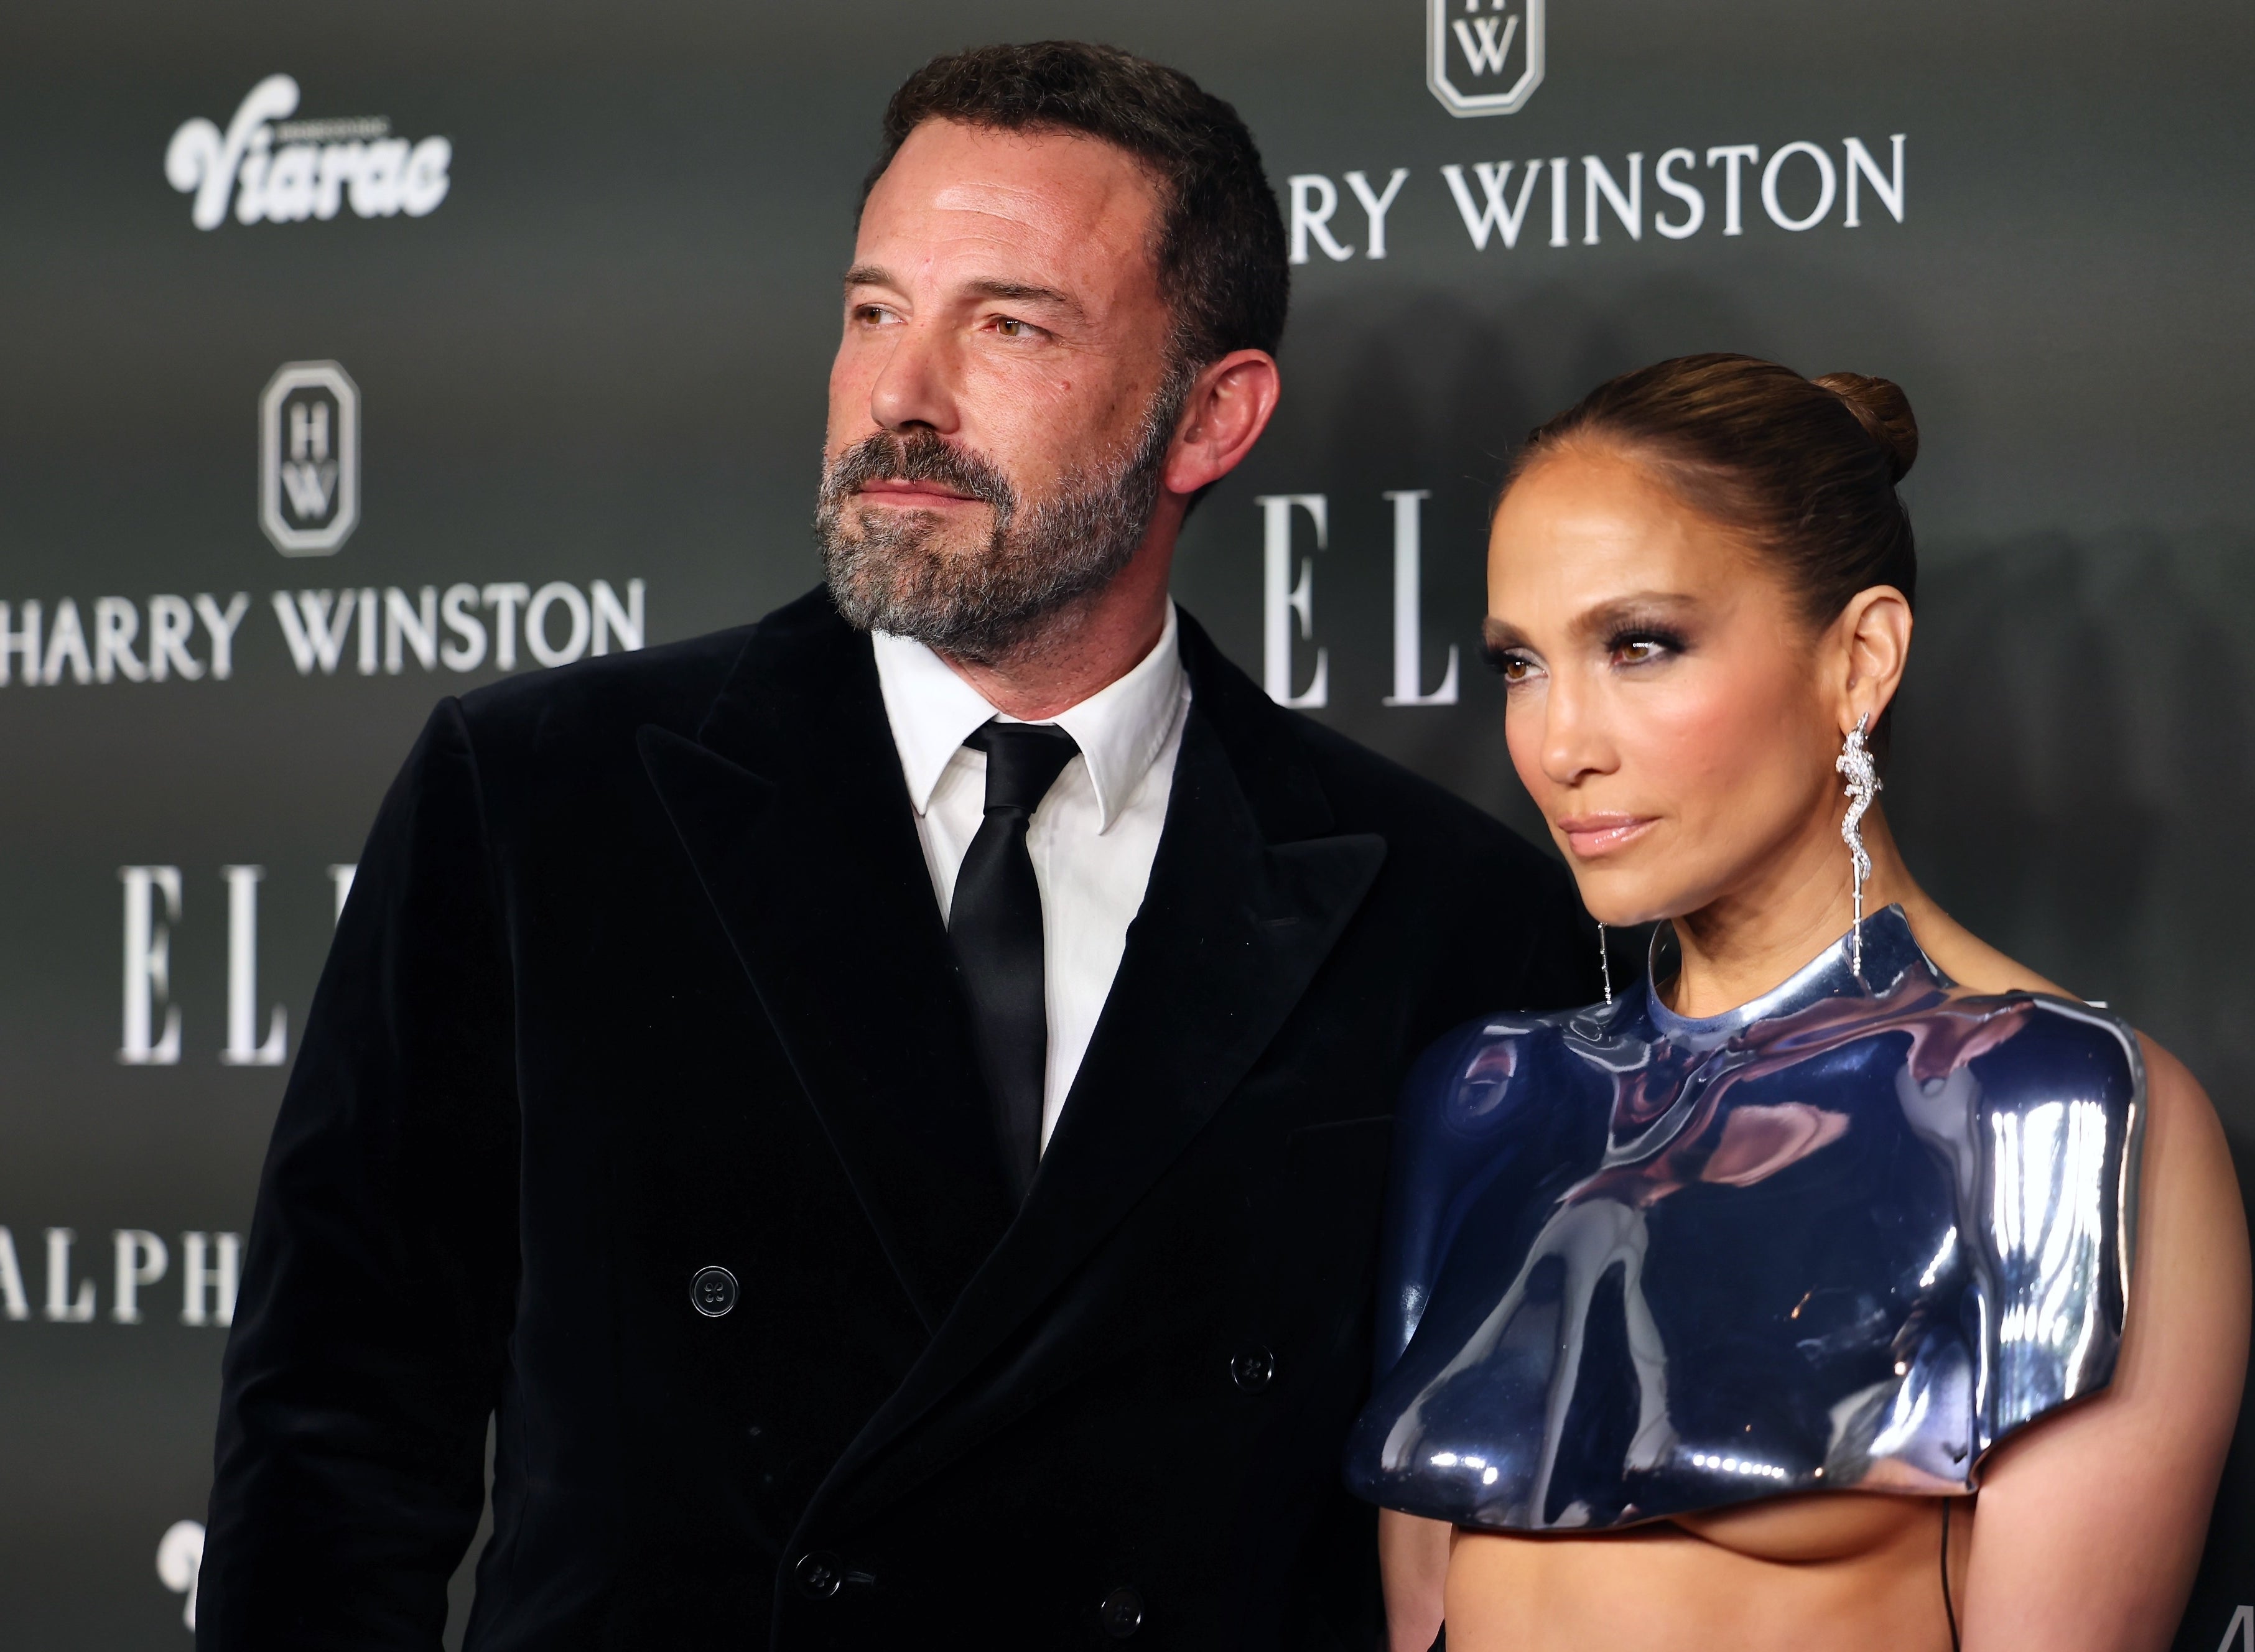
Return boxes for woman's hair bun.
[1812,371,1919,483]
[1510,353,1918,639]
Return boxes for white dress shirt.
[871,605,1190,1151]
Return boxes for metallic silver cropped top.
[1345,906,2141,1531]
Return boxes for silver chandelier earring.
[1835,713,1881,975]
[1596,922,1613,1006]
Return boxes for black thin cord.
[1940,1500,1960,1651]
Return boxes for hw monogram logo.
[259,361,359,556]
[1428,0,1546,118]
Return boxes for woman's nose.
[1541,679,1616,788]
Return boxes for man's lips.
[855,480,983,507]
[1554,814,1657,857]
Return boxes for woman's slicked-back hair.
[1510,353,1920,628]
[863,41,1290,373]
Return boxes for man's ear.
[1834,585,1913,732]
[1163,350,1281,497]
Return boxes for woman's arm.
[1381,1508,1451,1652]
[1959,1036,2251,1651]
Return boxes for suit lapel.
[812,614,1387,1523]
[636,595,1014,1331]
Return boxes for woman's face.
[1486,444,1844,926]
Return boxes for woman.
[1346,355,2249,1651]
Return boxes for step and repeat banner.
[2,1,2249,1646]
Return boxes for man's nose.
[867,321,960,435]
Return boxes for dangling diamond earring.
[1835,713,1881,975]
[1597,921,1613,1006]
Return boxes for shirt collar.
[871,602,1187,833]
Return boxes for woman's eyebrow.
[1567,592,1701,641]
[1481,617,1532,652]
[1484,592,1702,653]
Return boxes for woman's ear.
[1834,585,1912,731]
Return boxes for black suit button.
[796,1551,843,1599]
[690,1265,738,1317]
[1229,1345,1275,1392]
[1099,1585,1145,1638]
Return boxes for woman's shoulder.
[1900,903,2244,1391]
[1908,899,2212,1149]
[1397,999,1619,1143]
[1902,902,2234,1126]
[1410,998,1616,1076]
[1903,896,2075,1000]
[2129,1033,2242,1253]
[1903,896,2148,1097]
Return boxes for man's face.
[819,119,1185,661]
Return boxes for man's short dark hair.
[865,41,1290,370]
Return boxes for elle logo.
[1430,0,1546,118]
[2218,1604,2253,1652]
[157,1521,205,1631]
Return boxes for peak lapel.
[814,633,1387,1521]
[636,599,1013,1330]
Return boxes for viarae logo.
[1429,0,1545,118]
[261,363,359,555]
[166,75,451,229]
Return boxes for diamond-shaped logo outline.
[259,360,360,556]
[1428,0,1546,118]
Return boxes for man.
[200,42,1592,1651]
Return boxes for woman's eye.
[1481,641,1545,685]
[1611,634,1677,667]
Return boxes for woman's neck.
[1659,805,2068,1016]
[1660,805,1920,1018]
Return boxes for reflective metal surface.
[1345,906,2142,1530]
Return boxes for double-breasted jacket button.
[795,1551,844,1599]
[1098,1585,1145,1638]
[1229,1344,1275,1392]
[689,1265,738,1317]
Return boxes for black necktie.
[950,719,1080,1202]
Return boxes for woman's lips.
[1555,814,1657,857]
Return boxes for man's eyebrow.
[840,266,1086,322]
[963,278,1084,319]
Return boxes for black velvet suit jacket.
[199,589,1594,1651]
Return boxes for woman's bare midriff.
[1444,1493,1974,1652]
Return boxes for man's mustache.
[825,429,1014,511]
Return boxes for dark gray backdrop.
[1,1,2248,1646]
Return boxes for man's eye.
[993,316,1035,338]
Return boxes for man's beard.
[815,376,1186,665]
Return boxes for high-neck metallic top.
[1344,906,2142,1531]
